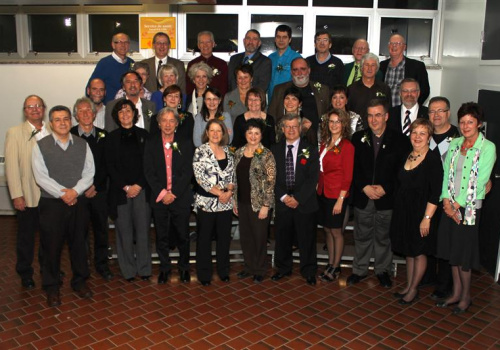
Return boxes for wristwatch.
[424,215,431,220]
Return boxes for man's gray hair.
[360,52,380,71]
[73,97,96,118]
[156,107,180,125]
[198,31,215,42]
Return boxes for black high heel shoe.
[436,300,459,308]
[331,266,341,279]
[452,301,472,315]
[399,291,419,305]
[319,264,333,282]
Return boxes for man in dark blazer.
[343,39,383,86]
[70,97,113,281]
[379,34,430,106]
[141,32,186,94]
[387,78,429,136]
[144,108,194,284]
[268,57,329,132]
[104,71,156,132]
[228,29,272,92]
[271,114,320,285]
[347,99,410,288]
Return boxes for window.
[378,0,438,10]
[248,0,307,5]
[316,16,369,55]
[29,15,77,53]
[313,0,373,8]
[0,15,16,53]
[379,18,433,58]
[186,14,238,53]
[89,14,139,53]
[251,15,303,55]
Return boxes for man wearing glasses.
[87,33,135,103]
[5,95,51,290]
[379,34,430,107]
[306,30,344,90]
[343,39,383,86]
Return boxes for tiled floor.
[1,214,500,349]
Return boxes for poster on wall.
[140,17,176,49]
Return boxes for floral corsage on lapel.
[327,63,336,71]
[254,147,264,158]
[146,109,153,120]
[276,64,284,72]
[217,115,225,121]
[228,146,237,155]
[165,141,182,155]
[313,82,322,93]
[298,147,310,165]
[228,100,236,109]
[212,68,220,76]
[330,137,342,154]
[97,131,106,143]
[28,129,40,141]
[178,112,186,125]
[361,132,371,146]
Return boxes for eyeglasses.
[428,109,449,115]
[205,97,220,102]
[315,38,329,44]
[329,120,342,124]
[24,104,44,110]
[401,89,419,94]
[283,125,299,130]
[388,41,405,46]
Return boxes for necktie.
[157,60,163,89]
[285,145,295,193]
[243,56,249,65]
[354,64,360,82]
[403,110,411,136]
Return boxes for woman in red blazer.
[317,109,355,281]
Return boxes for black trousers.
[80,191,110,273]
[39,197,90,293]
[16,207,41,279]
[274,207,318,278]
[153,204,191,273]
[196,209,232,282]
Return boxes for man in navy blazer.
[379,34,430,106]
[228,29,272,92]
[348,99,410,288]
[144,108,194,284]
[271,114,320,285]
[387,78,429,136]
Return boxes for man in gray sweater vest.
[32,105,95,307]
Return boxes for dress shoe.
[141,275,151,281]
[157,271,170,284]
[99,269,114,281]
[126,277,136,282]
[271,271,292,281]
[399,291,419,305]
[47,292,61,307]
[452,302,472,315]
[346,273,367,285]
[21,278,35,290]
[393,292,407,299]
[306,276,317,286]
[200,280,211,286]
[430,290,448,301]
[253,275,263,283]
[76,285,93,299]
[376,272,393,288]
[220,275,230,282]
[436,300,459,308]
[179,270,191,283]
[237,270,251,279]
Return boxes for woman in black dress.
[390,119,443,305]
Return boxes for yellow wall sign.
[140,17,176,49]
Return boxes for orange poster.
[140,17,176,49]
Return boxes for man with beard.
[86,78,106,129]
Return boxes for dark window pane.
[186,14,238,53]
[0,15,17,53]
[316,16,368,55]
[89,14,139,53]
[251,15,303,55]
[481,0,500,60]
[314,0,373,8]
[215,0,242,3]
[29,15,77,53]
[378,0,437,10]
[249,0,307,5]
[379,18,432,57]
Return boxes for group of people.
[5,25,495,316]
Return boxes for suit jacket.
[104,98,157,133]
[5,121,51,207]
[351,127,411,210]
[379,57,430,106]
[70,126,108,192]
[227,51,272,92]
[268,81,330,126]
[143,133,194,209]
[271,138,319,214]
[141,56,186,94]
[388,105,429,134]
[343,61,383,86]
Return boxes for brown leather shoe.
[76,285,93,299]
[47,292,61,307]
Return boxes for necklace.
[408,153,421,162]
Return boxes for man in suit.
[104,71,156,132]
[379,33,430,106]
[144,108,194,285]
[268,57,329,134]
[306,30,344,90]
[142,32,186,94]
[70,97,113,281]
[343,39,383,86]
[32,105,95,307]
[5,95,51,290]
[86,78,106,129]
[347,99,410,288]
[228,29,272,92]
[271,114,320,285]
[186,31,228,97]
[87,33,134,104]
[388,78,429,136]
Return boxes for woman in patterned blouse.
[193,119,235,286]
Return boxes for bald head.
[352,39,369,63]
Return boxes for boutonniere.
[330,137,342,154]
[298,147,310,159]
[376,92,386,97]
[218,115,225,121]
[178,113,185,125]
[254,147,264,158]
[165,141,182,154]
[446,134,459,143]
[327,63,336,71]
[212,67,220,76]
[314,82,322,93]
[129,62,134,70]
[228,146,236,155]
[97,131,106,143]
[247,59,254,65]
[146,110,153,119]
[300,158,307,165]
[228,100,236,109]
[276,64,284,72]
[28,129,40,141]
[361,132,371,146]
[382,144,386,149]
